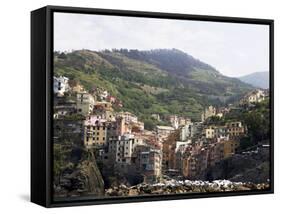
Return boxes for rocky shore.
[105,179,270,197]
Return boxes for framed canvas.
[31,5,274,207]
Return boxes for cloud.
[54,12,269,77]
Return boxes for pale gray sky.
[54,12,269,77]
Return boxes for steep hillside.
[109,48,218,77]
[239,71,269,89]
[54,49,253,122]
[202,147,270,183]
[53,146,105,199]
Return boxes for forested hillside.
[54,49,253,122]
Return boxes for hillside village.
[53,75,270,198]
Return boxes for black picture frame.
[31,5,274,208]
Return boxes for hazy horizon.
[54,12,270,77]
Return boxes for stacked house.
[53,74,253,184]
[240,89,267,105]
[76,92,95,116]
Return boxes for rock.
[105,188,119,196]
[55,150,104,198]
[202,148,270,183]
[128,189,139,196]
[104,178,270,197]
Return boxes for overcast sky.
[54,12,269,77]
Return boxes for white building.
[242,89,266,105]
[156,125,175,143]
[118,111,138,123]
[53,76,69,96]
[156,125,175,135]
[108,134,143,164]
[201,105,216,121]
[180,123,194,141]
[99,90,109,100]
[151,114,160,121]
[175,140,192,153]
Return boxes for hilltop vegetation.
[54,49,253,123]
[224,98,270,149]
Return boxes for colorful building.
[83,115,107,148]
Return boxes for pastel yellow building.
[84,116,107,148]
[222,140,240,158]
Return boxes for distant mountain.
[113,48,220,76]
[238,71,269,89]
[54,49,253,122]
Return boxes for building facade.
[133,145,162,182]
[76,92,95,116]
[53,76,69,96]
[226,121,246,138]
[201,105,216,121]
[222,140,240,158]
[108,134,143,164]
[83,115,108,148]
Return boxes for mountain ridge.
[238,71,269,89]
[54,48,253,123]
